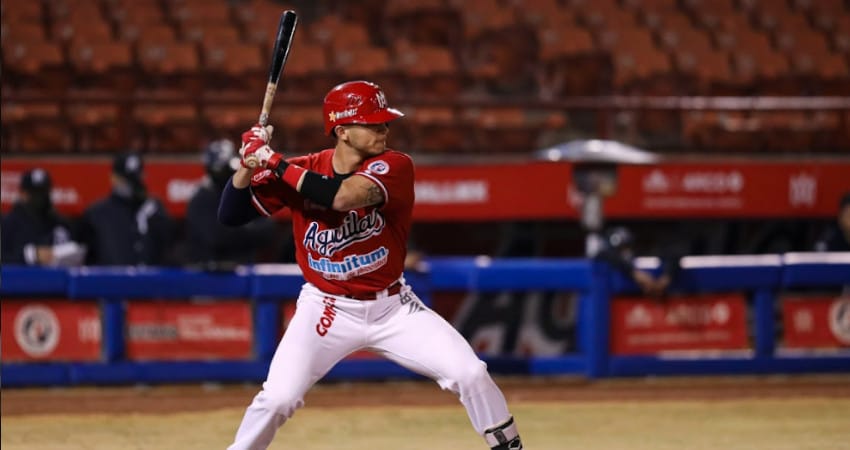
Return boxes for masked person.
[76,152,174,265]
[184,139,279,269]
[1,168,86,266]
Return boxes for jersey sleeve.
[354,151,415,211]
[249,168,291,216]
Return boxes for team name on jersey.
[303,210,385,257]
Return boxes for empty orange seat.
[182,23,241,45]
[537,26,595,62]
[66,102,124,153]
[68,40,136,90]
[133,103,202,153]
[279,106,331,155]
[137,41,202,92]
[406,106,470,154]
[200,41,265,92]
[52,18,114,45]
[2,41,68,92]
[119,23,178,45]
[2,2,44,22]
[394,43,464,97]
[202,104,263,142]
[2,102,72,153]
[1,22,47,44]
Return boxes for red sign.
[0,300,102,362]
[782,296,850,349]
[3,158,848,220]
[126,300,253,360]
[610,295,749,355]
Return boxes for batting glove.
[240,139,283,170]
[241,124,274,146]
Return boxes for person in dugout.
[595,225,681,299]
[1,168,86,267]
[185,138,279,269]
[75,152,175,266]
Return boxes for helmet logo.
[345,93,362,106]
[329,108,358,123]
[375,91,387,109]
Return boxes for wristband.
[275,162,306,189]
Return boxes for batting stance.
[219,80,523,450]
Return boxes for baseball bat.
[246,10,298,168]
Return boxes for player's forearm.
[219,175,262,226]
[231,166,253,189]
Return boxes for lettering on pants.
[400,291,425,315]
[315,297,337,337]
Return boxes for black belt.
[344,281,402,300]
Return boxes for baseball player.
[219,80,523,450]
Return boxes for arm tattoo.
[365,183,384,205]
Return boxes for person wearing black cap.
[76,152,175,265]
[1,168,86,266]
[184,139,279,268]
[595,225,682,298]
[814,192,850,252]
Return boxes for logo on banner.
[14,305,60,357]
[788,173,817,207]
[829,298,850,345]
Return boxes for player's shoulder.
[362,149,413,172]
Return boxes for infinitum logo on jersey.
[303,210,385,256]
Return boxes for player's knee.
[259,388,304,418]
[454,359,492,392]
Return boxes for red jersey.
[249,149,414,297]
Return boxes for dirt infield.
[3,374,849,416]
[3,375,850,450]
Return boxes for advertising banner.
[125,300,253,360]
[2,158,848,220]
[0,300,102,362]
[782,296,850,349]
[610,295,749,355]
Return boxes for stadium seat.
[512,0,575,28]
[119,23,178,46]
[66,101,125,153]
[2,40,69,93]
[51,17,114,46]
[406,106,471,154]
[393,42,465,98]
[108,1,166,27]
[133,103,202,153]
[382,0,462,47]
[200,41,265,93]
[68,40,136,91]
[202,104,264,143]
[1,1,44,23]
[279,41,334,98]
[136,41,203,94]
[462,107,565,154]
[330,45,403,100]
[2,102,73,153]
[279,106,332,155]
[169,0,232,25]
[181,22,241,46]
[1,22,47,44]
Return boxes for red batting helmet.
[323,80,404,135]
